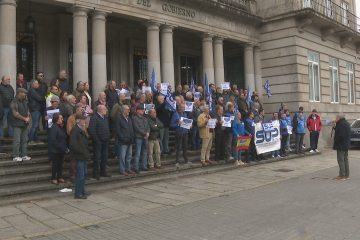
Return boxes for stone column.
[202,33,214,86]
[147,21,161,84]
[213,37,225,88]
[91,10,108,100]
[71,7,89,90]
[254,46,262,94]
[244,43,255,92]
[160,25,175,89]
[0,0,17,91]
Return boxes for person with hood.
[332,112,351,181]
[307,109,321,153]
[293,112,305,154]
[232,112,250,166]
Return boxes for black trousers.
[245,140,258,161]
[52,153,64,180]
[215,133,226,161]
[281,134,288,155]
[40,102,47,130]
[176,134,188,163]
[310,131,319,150]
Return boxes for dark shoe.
[70,178,75,183]
[245,159,250,163]
[141,168,149,171]
[74,195,87,199]
[126,170,135,174]
[135,170,140,174]
[82,191,91,196]
[49,162,53,166]
[93,174,100,180]
[120,171,129,176]
[149,167,156,171]
[156,166,165,169]
[164,152,171,155]
[51,180,58,185]
[206,160,214,164]
[9,136,13,139]
[0,136,3,140]
[100,173,112,178]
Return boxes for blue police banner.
[190,76,196,95]
[150,67,157,94]
[261,121,275,134]
[255,120,280,154]
[205,73,212,113]
[246,85,252,102]
[264,80,272,98]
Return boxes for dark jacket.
[155,101,170,127]
[115,114,135,145]
[212,111,225,136]
[28,87,44,112]
[69,124,91,160]
[333,118,351,151]
[72,88,84,98]
[63,102,74,117]
[88,113,111,142]
[148,117,164,140]
[237,98,248,114]
[58,78,70,93]
[0,92,4,120]
[132,114,150,139]
[172,91,186,98]
[93,100,110,113]
[105,88,118,110]
[9,96,29,127]
[49,123,67,153]
[170,111,189,135]
[189,106,202,127]
[0,83,14,108]
[36,80,48,98]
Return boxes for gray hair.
[226,102,234,110]
[178,103,185,108]
[145,91,151,96]
[73,104,82,114]
[174,96,180,101]
[216,87,222,91]
[59,70,66,76]
[1,76,5,81]
[121,104,129,113]
[235,112,242,124]
[337,112,345,119]
[218,97,224,101]
[75,119,80,124]
[254,102,259,107]
[97,105,104,113]
[186,91,192,98]
[138,93,144,98]
[66,94,74,101]
[157,83,161,87]
[51,96,60,102]
[30,79,38,86]
[197,86,203,91]
[200,105,209,112]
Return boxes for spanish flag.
[236,136,252,150]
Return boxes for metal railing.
[295,0,360,33]
[197,0,252,14]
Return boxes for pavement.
[1,148,359,240]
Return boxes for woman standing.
[84,82,92,108]
[232,112,250,166]
[47,78,62,96]
[59,91,68,107]
[49,113,67,184]
[136,81,147,100]
[78,95,93,128]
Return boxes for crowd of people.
[0,72,325,199]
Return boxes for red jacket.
[307,114,322,132]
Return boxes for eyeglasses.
[50,101,58,103]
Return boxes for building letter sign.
[162,4,195,18]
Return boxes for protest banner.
[254,120,281,154]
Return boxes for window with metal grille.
[133,47,148,83]
[180,54,199,86]
[224,53,245,90]
[16,32,36,81]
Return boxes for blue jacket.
[244,118,255,135]
[280,118,288,135]
[293,117,306,134]
[170,111,189,135]
[286,115,292,127]
[232,120,250,138]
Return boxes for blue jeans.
[0,108,13,137]
[271,150,279,156]
[119,144,132,172]
[114,135,119,157]
[233,137,242,160]
[75,160,87,196]
[190,126,201,149]
[134,138,148,170]
[92,140,109,175]
[29,111,40,142]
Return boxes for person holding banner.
[245,112,259,162]
[197,105,214,166]
[232,112,250,165]
[279,112,289,157]
[213,105,226,162]
[293,112,306,154]
[170,103,192,168]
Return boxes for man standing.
[197,105,214,166]
[0,75,14,140]
[36,72,48,130]
[155,95,170,155]
[173,85,185,98]
[245,111,258,162]
[69,114,91,199]
[64,94,76,117]
[254,108,265,123]
[332,113,351,181]
[293,112,305,155]
[9,88,31,162]
[67,104,88,183]
[94,91,109,111]
[88,105,112,180]
[111,93,126,159]
[237,93,248,120]
[285,109,292,152]
[307,109,321,153]
[185,92,193,102]
[46,86,59,107]
[148,109,164,170]
[133,104,150,173]
[279,112,289,157]
[144,91,152,104]
[170,103,192,168]
[189,99,202,150]
[134,93,146,115]
[212,105,226,162]
[270,112,281,158]
[105,80,117,111]
[116,105,135,175]
[58,70,69,93]
[72,81,85,98]
[27,80,45,145]
[16,73,28,90]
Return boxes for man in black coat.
[70,114,91,199]
[36,72,48,130]
[115,105,135,175]
[0,75,14,140]
[332,112,351,181]
[28,80,45,145]
[88,105,112,180]
[104,80,118,136]
[155,95,170,154]
[212,105,226,162]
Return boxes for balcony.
[295,0,360,33]
[194,0,258,16]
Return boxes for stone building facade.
[0,0,359,148]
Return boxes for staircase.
[0,130,311,205]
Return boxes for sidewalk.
[0,149,351,240]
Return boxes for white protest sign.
[221,82,230,90]
[142,86,152,93]
[194,92,201,100]
[144,104,155,114]
[161,83,169,96]
[222,117,231,127]
[207,119,216,128]
[254,121,281,154]
[180,117,193,130]
[185,102,194,112]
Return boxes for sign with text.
[255,120,280,154]
[221,82,230,90]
